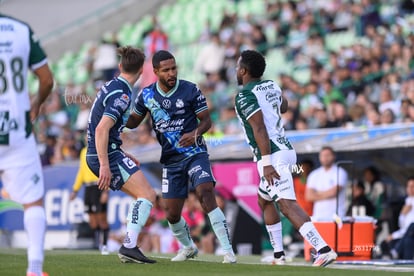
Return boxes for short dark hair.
[117,46,145,74]
[152,50,175,68]
[320,145,335,155]
[239,50,266,78]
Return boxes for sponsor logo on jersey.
[162,99,171,109]
[121,94,129,103]
[265,92,277,102]
[162,179,169,193]
[188,165,202,176]
[176,99,184,108]
[114,98,128,110]
[0,24,14,32]
[254,82,274,92]
[199,170,210,179]
[175,109,185,115]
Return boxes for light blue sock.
[123,198,152,248]
[208,207,233,252]
[169,217,194,248]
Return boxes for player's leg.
[258,196,286,264]
[2,161,47,276]
[95,187,110,254]
[85,186,99,249]
[162,163,198,261]
[107,152,156,263]
[272,150,337,267]
[190,154,236,263]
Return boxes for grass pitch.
[0,248,412,276]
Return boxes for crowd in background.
[32,0,414,165]
[25,0,414,258]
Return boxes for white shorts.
[0,136,44,204]
[257,149,297,202]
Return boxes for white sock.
[266,222,284,253]
[299,221,328,252]
[169,217,194,248]
[123,198,152,248]
[24,206,46,275]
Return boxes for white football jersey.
[0,15,47,148]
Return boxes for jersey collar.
[117,76,133,92]
[156,79,180,98]
[243,80,263,92]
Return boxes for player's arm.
[95,116,116,190]
[179,109,211,147]
[126,111,145,129]
[280,96,288,114]
[31,64,54,121]
[305,186,343,201]
[248,110,280,186]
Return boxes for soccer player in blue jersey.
[86,46,156,264]
[127,50,236,263]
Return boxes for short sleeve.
[235,92,260,121]
[132,89,148,117]
[191,85,208,114]
[103,91,130,121]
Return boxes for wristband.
[261,154,272,166]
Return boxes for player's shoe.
[101,245,109,255]
[26,272,49,276]
[312,249,337,267]
[171,246,198,261]
[222,251,237,263]
[118,245,156,264]
[272,255,286,265]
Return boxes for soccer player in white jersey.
[234,50,337,267]
[0,14,54,276]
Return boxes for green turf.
[0,249,410,276]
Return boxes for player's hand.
[30,97,41,122]
[100,191,109,204]
[98,165,111,191]
[263,165,280,186]
[179,130,196,147]
[124,152,140,166]
[69,191,77,201]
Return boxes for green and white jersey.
[235,80,293,161]
[0,14,47,146]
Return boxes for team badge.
[162,99,171,109]
[176,99,184,108]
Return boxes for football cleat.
[171,246,198,261]
[118,245,156,264]
[312,249,337,267]
[222,251,237,263]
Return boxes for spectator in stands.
[143,19,169,58]
[380,176,414,259]
[305,146,348,220]
[93,34,120,82]
[346,180,376,217]
[380,108,396,125]
[362,166,386,220]
[194,32,226,78]
[51,127,80,164]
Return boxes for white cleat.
[312,250,337,267]
[171,246,198,262]
[101,245,109,255]
[272,255,286,265]
[222,251,237,263]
